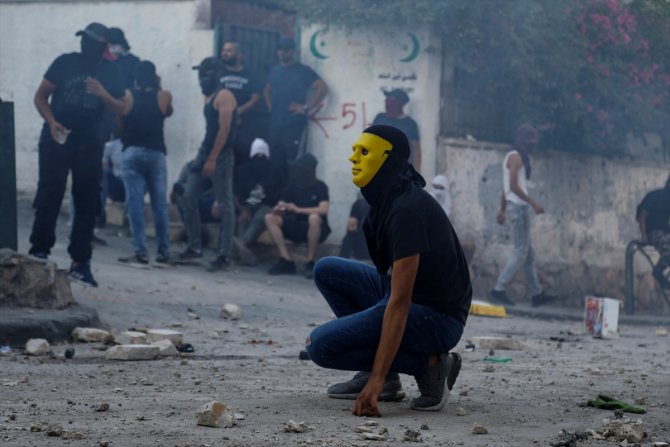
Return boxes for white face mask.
[108,44,125,56]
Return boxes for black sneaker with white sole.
[327,371,406,402]
[68,262,98,288]
[410,352,461,411]
[118,253,149,268]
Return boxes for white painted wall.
[299,24,442,242]
[0,0,213,195]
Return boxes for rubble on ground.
[25,338,49,355]
[601,416,646,443]
[220,303,242,320]
[105,344,160,361]
[195,401,236,428]
[72,327,113,343]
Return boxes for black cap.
[107,27,130,50]
[383,89,410,105]
[192,56,224,74]
[277,37,295,51]
[75,22,108,43]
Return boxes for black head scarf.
[359,125,425,274]
[514,123,538,180]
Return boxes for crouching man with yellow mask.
[305,124,472,417]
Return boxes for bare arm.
[157,90,174,117]
[508,154,544,214]
[346,217,359,232]
[306,78,329,113]
[637,210,649,242]
[410,140,421,173]
[85,77,126,115]
[202,89,237,177]
[497,191,507,224]
[288,200,329,216]
[34,79,67,142]
[353,254,420,417]
[264,83,272,112]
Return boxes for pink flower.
[575,92,582,101]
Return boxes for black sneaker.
[268,258,296,275]
[489,289,515,306]
[154,253,174,267]
[410,352,461,411]
[207,256,230,272]
[531,292,558,307]
[327,371,406,402]
[178,248,203,261]
[304,260,316,279]
[30,251,49,261]
[69,262,98,287]
[118,253,149,267]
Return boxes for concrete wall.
[440,138,669,308]
[0,0,213,196]
[299,25,442,242]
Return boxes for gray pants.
[183,148,234,257]
[237,203,272,246]
[494,201,543,297]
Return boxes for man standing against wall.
[636,175,670,287]
[179,57,238,272]
[264,37,329,178]
[220,41,263,167]
[489,124,555,307]
[29,23,125,287]
[373,89,421,172]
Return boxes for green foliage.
[267,0,670,154]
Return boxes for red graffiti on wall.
[310,101,374,139]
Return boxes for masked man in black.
[306,125,472,417]
[29,22,125,287]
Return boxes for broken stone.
[115,331,147,345]
[105,344,160,361]
[145,329,183,345]
[0,249,75,309]
[95,403,109,412]
[71,327,113,343]
[30,422,44,432]
[484,365,495,373]
[151,339,178,356]
[471,336,522,350]
[456,407,469,416]
[601,416,645,443]
[472,423,488,434]
[63,431,85,440]
[25,338,50,356]
[195,401,236,428]
[656,328,668,336]
[403,429,423,442]
[46,423,63,437]
[362,432,388,441]
[220,303,241,320]
[283,420,310,433]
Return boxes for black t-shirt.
[115,52,140,90]
[637,188,670,234]
[372,113,420,161]
[44,53,124,136]
[364,183,472,324]
[282,180,329,224]
[220,67,261,113]
[267,62,319,127]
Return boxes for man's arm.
[34,79,67,142]
[353,254,420,417]
[202,89,237,177]
[410,140,421,173]
[508,154,544,214]
[306,78,329,114]
[637,209,649,242]
[497,190,507,225]
[263,83,272,112]
[85,77,126,115]
[158,90,174,117]
[286,200,329,216]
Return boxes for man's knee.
[305,328,331,368]
[313,256,340,284]
[264,212,279,227]
[308,213,322,227]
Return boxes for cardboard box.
[584,296,620,339]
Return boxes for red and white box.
[584,296,620,339]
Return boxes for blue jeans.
[122,146,169,257]
[307,257,464,377]
[494,201,543,296]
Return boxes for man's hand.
[85,77,108,98]
[211,201,221,219]
[49,121,69,144]
[202,158,216,177]
[238,208,251,224]
[353,375,384,417]
[285,202,298,213]
[273,201,287,215]
[496,209,505,225]
[532,203,545,215]
[288,102,307,115]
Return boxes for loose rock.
[146,329,183,345]
[95,403,109,412]
[195,401,236,428]
[283,420,310,433]
[403,429,423,442]
[71,327,114,343]
[601,416,645,443]
[456,407,469,416]
[220,303,242,320]
[105,344,160,361]
[472,423,488,434]
[115,331,147,345]
[25,338,50,356]
[150,339,179,356]
[46,423,63,437]
[484,365,495,373]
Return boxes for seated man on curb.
[306,125,472,416]
[264,153,330,278]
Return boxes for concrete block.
[151,339,178,356]
[105,344,159,361]
[25,338,50,355]
[115,331,147,345]
[146,329,183,345]
[195,401,236,428]
[470,336,522,350]
[220,303,241,320]
[72,327,114,343]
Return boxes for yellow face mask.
[349,132,393,187]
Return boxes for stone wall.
[439,138,669,311]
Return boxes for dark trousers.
[29,129,103,263]
[268,121,306,182]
